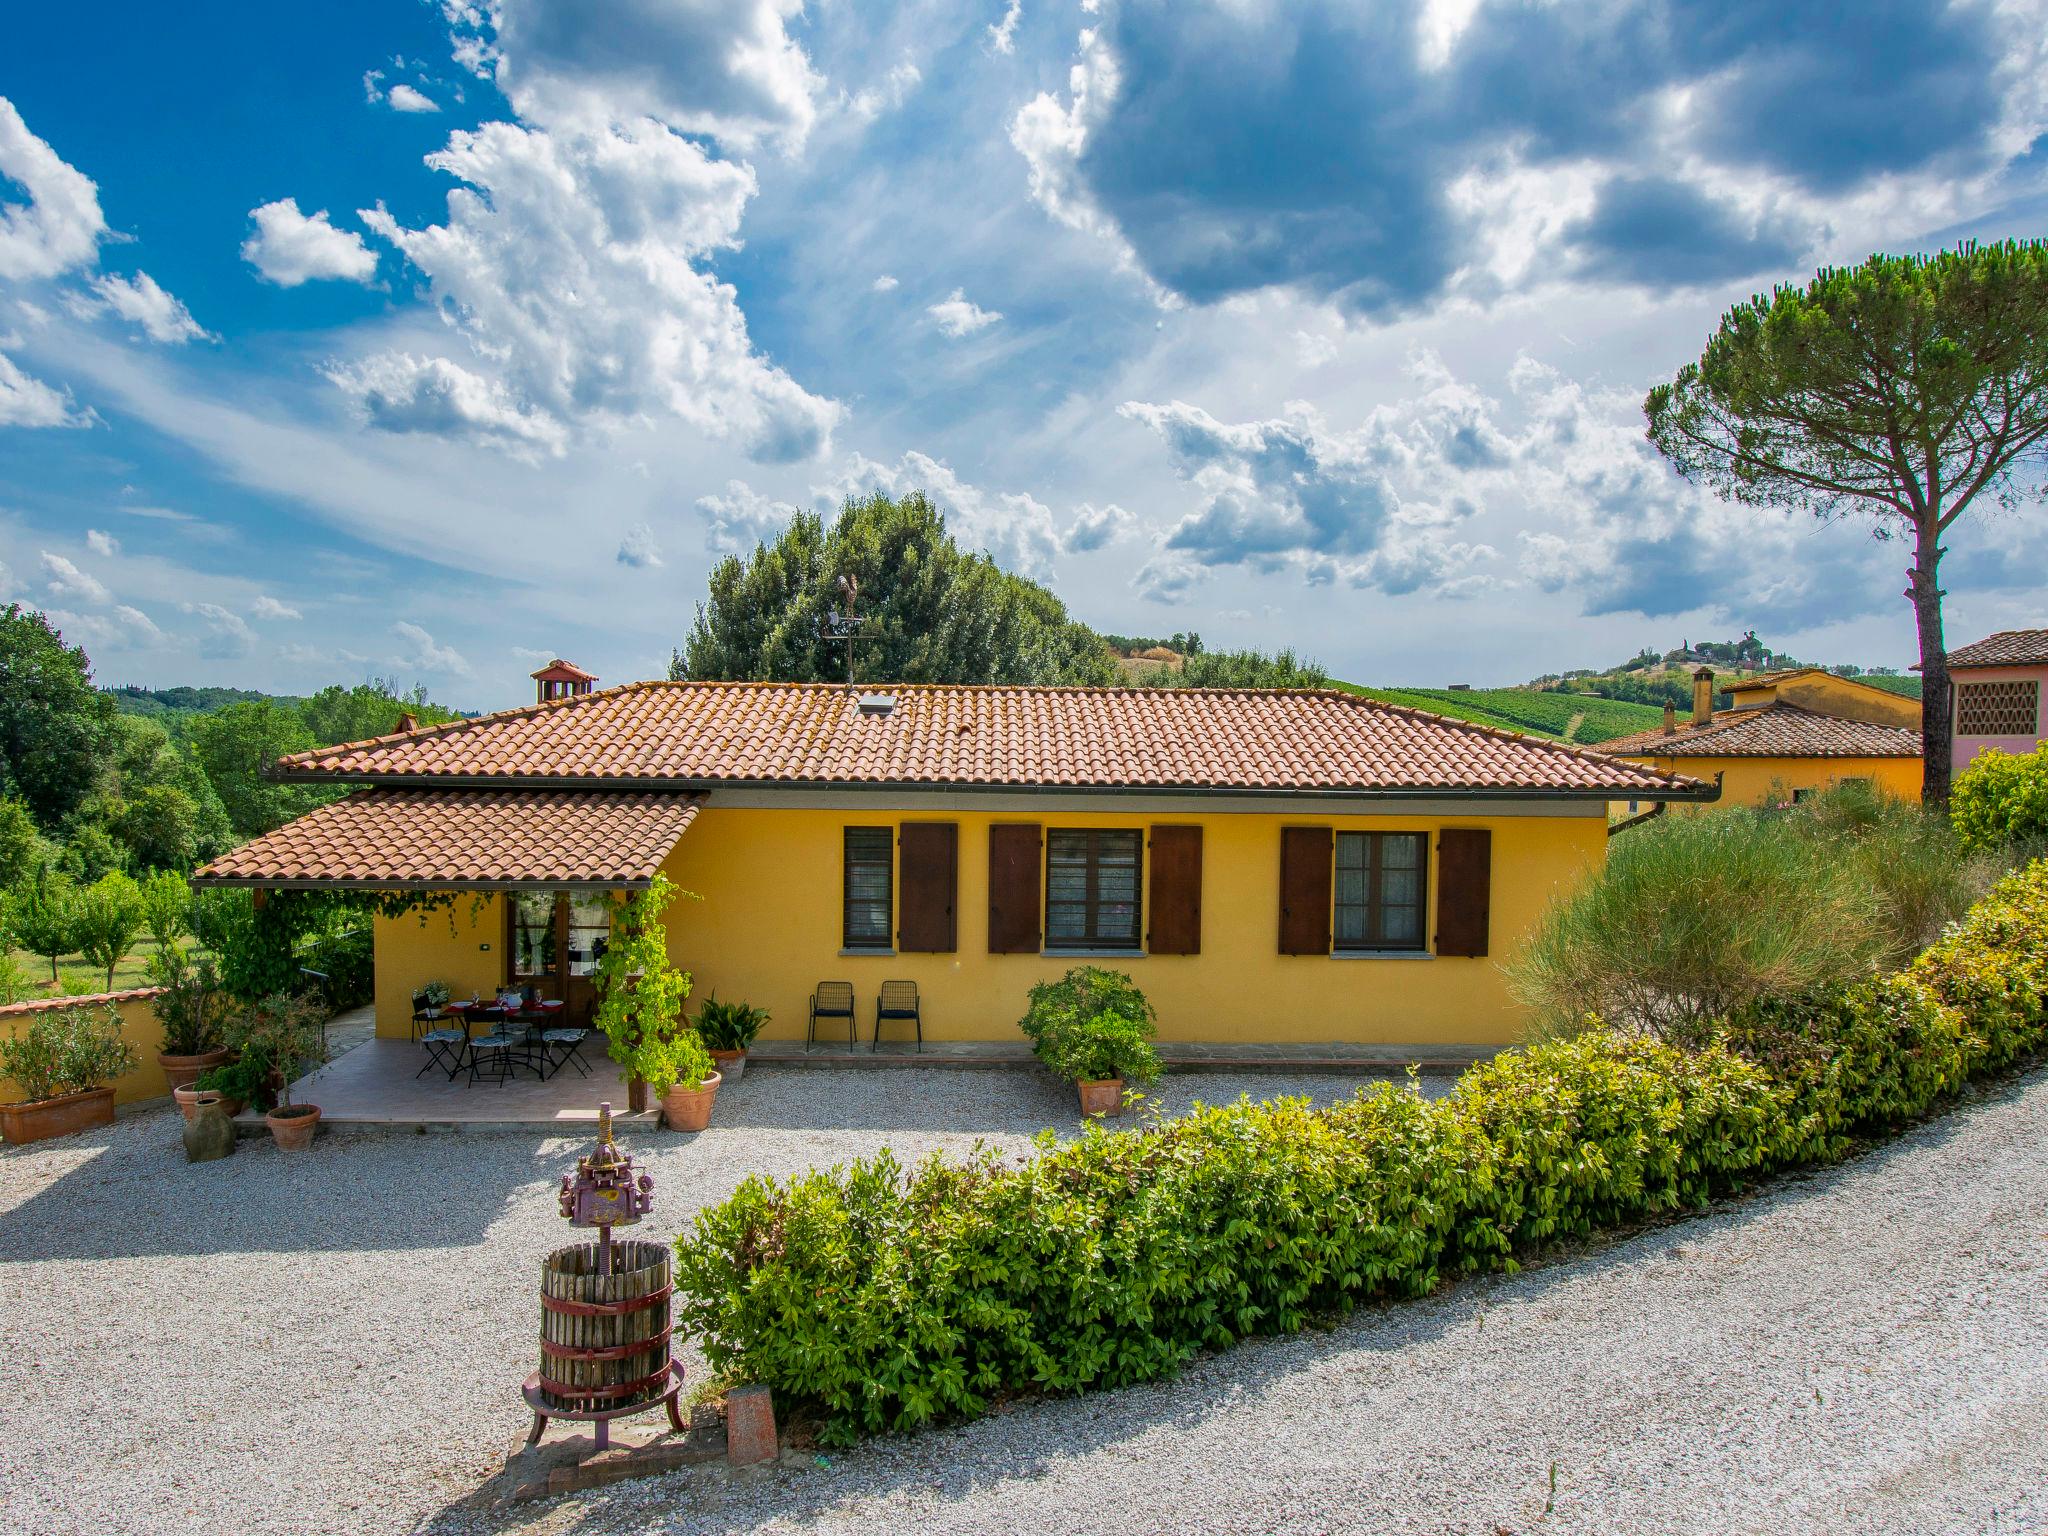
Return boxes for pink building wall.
[1951,662,2048,776]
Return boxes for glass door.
[563,893,610,1026]
[508,890,562,1003]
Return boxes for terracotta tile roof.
[1945,630,2048,669]
[192,789,701,889]
[1597,702,1922,760]
[0,987,164,1019]
[272,681,1706,798]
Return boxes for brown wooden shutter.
[1278,826,1332,955]
[897,822,957,952]
[1146,825,1202,955]
[987,823,1042,953]
[1434,828,1492,957]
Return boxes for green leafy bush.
[224,992,327,1109]
[1952,744,2048,855]
[0,1003,138,1102]
[195,1050,274,1112]
[676,862,2048,1445]
[591,875,699,1090]
[147,942,231,1056]
[693,995,770,1052]
[1019,966,1161,1085]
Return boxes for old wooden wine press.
[523,1103,685,1448]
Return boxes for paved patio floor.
[265,1035,658,1130]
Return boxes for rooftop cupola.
[531,658,598,705]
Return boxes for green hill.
[1332,684,1666,745]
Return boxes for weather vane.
[820,573,870,693]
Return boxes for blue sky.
[3,0,2046,711]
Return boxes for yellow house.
[195,679,1713,1050]
[1597,666,1923,811]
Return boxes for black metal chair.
[808,981,855,1051]
[540,1026,591,1079]
[466,1005,518,1085]
[872,980,922,1052]
[413,991,468,1080]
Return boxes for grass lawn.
[8,937,169,997]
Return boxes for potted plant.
[228,993,329,1151]
[1019,966,1162,1116]
[650,1028,722,1132]
[420,979,451,1016]
[692,994,768,1081]
[192,1050,273,1119]
[0,1002,137,1144]
[150,943,232,1096]
[591,875,696,1114]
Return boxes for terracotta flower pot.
[1076,1078,1124,1117]
[1,1086,117,1145]
[158,1048,231,1094]
[661,1072,722,1132]
[174,1084,223,1122]
[265,1104,321,1152]
[708,1048,746,1083]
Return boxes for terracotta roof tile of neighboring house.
[1596,701,1923,760]
[269,681,1707,798]
[1945,630,2048,669]
[192,789,702,889]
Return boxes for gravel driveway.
[4,1063,2044,1536]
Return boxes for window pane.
[1335,833,1367,870]
[1382,835,1420,870]
[512,891,558,977]
[565,894,609,976]
[1334,903,1369,945]
[844,827,893,947]
[1380,902,1421,945]
[1381,867,1419,906]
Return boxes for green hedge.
[673,862,2048,1444]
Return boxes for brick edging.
[0,987,165,1019]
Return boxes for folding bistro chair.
[872,980,922,1053]
[466,1005,518,1085]
[808,981,855,1052]
[414,990,469,1080]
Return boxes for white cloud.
[84,528,118,557]
[241,199,379,287]
[1063,501,1132,554]
[184,601,255,658]
[1295,330,1339,367]
[41,551,110,602]
[251,594,302,620]
[46,603,161,650]
[363,69,387,105]
[391,619,472,677]
[989,1,1024,55]
[841,59,922,126]
[325,352,569,458]
[871,274,898,292]
[616,522,663,568]
[0,350,88,427]
[86,272,212,345]
[463,0,822,151]
[386,83,440,113]
[696,478,796,553]
[824,451,1060,580]
[927,287,1002,337]
[0,97,106,282]
[355,118,838,461]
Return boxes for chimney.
[395,711,418,734]
[1691,666,1714,727]
[1662,701,1676,736]
[530,658,598,704]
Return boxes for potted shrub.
[191,1050,273,1119]
[0,1003,137,1144]
[650,1028,721,1132]
[228,993,329,1151]
[149,943,232,1095]
[591,875,696,1114]
[693,994,768,1081]
[1019,966,1162,1116]
[420,979,452,1016]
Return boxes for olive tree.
[1646,241,2048,804]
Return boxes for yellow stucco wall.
[1723,672,1920,728]
[373,804,1608,1046]
[0,990,172,1106]
[1616,754,1923,810]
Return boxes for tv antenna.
[820,574,870,693]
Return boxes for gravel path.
[5,1064,2044,1535]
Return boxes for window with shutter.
[1278,826,1333,955]
[896,823,957,952]
[1434,828,1492,958]
[1046,829,1142,949]
[1333,831,1427,951]
[987,823,1043,953]
[1146,825,1202,955]
[842,826,893,949]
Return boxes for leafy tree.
[9,869,83,984]
[136,867,193,951]
[1147,647,1329,689]
[58,822,126,883]
[676,493,1118,687]
[0,605,116,828]
[75,871,146,990]
[189,699,328,837]
[100,715,235,860]
[0,797,45,889]
[1646,241,2048,804]
[299,679,461,746]
[118,786,202,873]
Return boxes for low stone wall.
[0,988,170,1106]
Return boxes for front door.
[507,890,611,1026]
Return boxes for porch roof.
[190,788,701,891]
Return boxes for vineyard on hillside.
[1334,684,1668,745]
